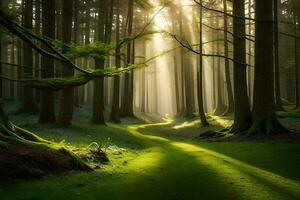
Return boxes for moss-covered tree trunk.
[249,0,286,134]
[231,0,251,133]
[0,103,92,179]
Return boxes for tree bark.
[223,0,234,114]
[39,0,56,123]
[230,0,252,133]
[250,0,286,134]
[21,0,36,112]
[91,0,107,125]
[121,0,135,118]
[274,0,284,111]
[57,0,74,126]
[110,2,121,123]
[197,0,209,126]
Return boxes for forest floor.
[1,102,300,200]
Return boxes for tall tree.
[197,0,209,126]
[110,2,121,123]
[0,0,2,99]
[121,0,135,118]
[274,0,284,110]
[223,0,234,114]
[293,0,300,109]
[21,0,35,112]
[39,0,56,123]
[230,0,251,132]
[57,0,74,126]
[249,0,285,134]
[34,0,41,103]
[91,0,107,125]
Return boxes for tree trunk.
[230,0,252,133]
[57,0,74,126]
[39,0,56,123]
[0,0,2,99]
[197,0,209,126]
[91,0,107,125]
[21,0,36,112]
[223,0,234,114]
[214,43,226,116]
[110,3,121,123]
[274,0,284,111]
[250,0,286,134]
[34,0,41,104]
[121,0,135,118]
[294,8,300,109]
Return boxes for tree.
[57,0,74,126]
[293,0,300,109]
[230,0,251,133]
[223,0,234,114]
[249,0,286,134]
[121,0,135,118]
[274,0,284,111]
[0,0,2,99]
[197,0,209,126]
[91,0,107,125]
[110,2,121,123]
[20,0,36,112]
[39,0,56,123]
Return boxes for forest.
[0,0,300,199]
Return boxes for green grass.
[1,102,300,200]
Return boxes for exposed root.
[0,103,93,179]
[248,116,290,135]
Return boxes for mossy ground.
[1,102,300,200]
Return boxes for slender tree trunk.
[230,0,251,133]
[247,0,252,104]
[110,3,121,123]
[21,0,36,112]
[223,0,234,114]
[73,0,80,107]
[294,12,300,108]
[39,0,56,123]
[250,0,286,134]
[92,0,107,125]
[57,0,74,126]
[10,38,15,99]
[198,0,209,126]
[274,0,284,111]
[214,43,226,115]
[0,0,2,99]
[121,0,135,117]
[34,0,40,104]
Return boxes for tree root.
[248,116,290,135]
[0,104,93,179]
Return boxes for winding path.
[108,120,300,200]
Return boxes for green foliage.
[69,42,116,60]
